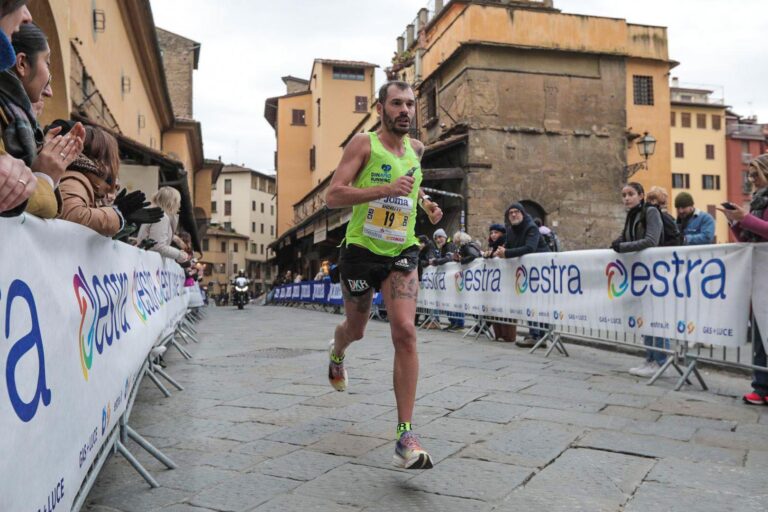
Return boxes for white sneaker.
[633,361,661,378]
[628,361,650,376]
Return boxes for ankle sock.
[396,422,412,440]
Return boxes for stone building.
[391,0,675,249]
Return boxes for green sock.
[396,422,412,439]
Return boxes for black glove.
[610,239,622,252]
[113,189,147,217]
[125,206,164,225]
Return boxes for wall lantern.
[636,132,657,160]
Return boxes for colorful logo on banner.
[677,320,696,334]
[553,310,565,321]
[606,260,629,299]
[73,268,98,380]
[515,266,528,295]
[101,402,111,435]
[454,272,464,292]
[628,316,644,328]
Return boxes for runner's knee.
[344,322,366,341]
[391,321,417,347]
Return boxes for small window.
[212,180,217,190]
[268,182,275,194]
[705,144,715,160]
[251,176,258,190]
[271,225,274,236]
[260,244,265,255]
[670,111,676,127]
[426,86,437,120]
[260,223,265,234]
[251,222,256,233]
[697,113,707,129]
[224,179,232,194]
[211,201,217,213]
[224,221,231,230]
[310,146,316,171]
[224,200,232,215]
[233,243,239,253]
[332,66,365,80]
[672,173,690,189]
[316,98,321,126]
[292,109,306,125]
[252,201,256,211]
[632,75,654,106]
[202,238,209,251]
[251,243,257,254]
[702,175,721,190]
[674,143,684,158]
[681,113,691,128]
[233,263,238,273]
[712,115,722,130]
[259,180,266,192]
[355,96,368,112]
[220,241,226,253]
[270,205,275,216]
[261,203,265,213]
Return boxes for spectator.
[611,182,669,378]
[416,234,431,280]
[718,154,768,405]
[675,191,715,245]
[482,223,506,257]
[136,187,188,263]
[494,202,549,347]
[647,186,684,246]
[452,231,482,264]
[0,2,38,215]
[428,228,455,266]
[58,125,161,236]
[0,22,86,219]
[284,270,293,284]
[534,218,561,252]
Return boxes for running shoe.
[328,339,348,392]
[393,431,433,469]
[743,392,767,405]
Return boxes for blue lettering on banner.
[36,477,64,512]
[421,270,446,291]
[455,264,501,292]
[617,252,726,299]
[3,280,52,422]
[517,261,583,295]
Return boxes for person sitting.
[136,186,189,263]
[58,124,162,236]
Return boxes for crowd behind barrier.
[270,244,768,388]
[0,216,201,512]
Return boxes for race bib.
[363,196,413,244]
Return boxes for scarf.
[0,69,42,166]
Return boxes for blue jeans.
[449,312,465,328]
[751,322,768,395]
[644,336,669,365]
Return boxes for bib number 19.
[384,211,396,228]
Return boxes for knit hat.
[489,223,506,233]
[433,228,447,239]
[674,192,694,209]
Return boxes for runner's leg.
[381,269,419,424]
[333,286,373,358]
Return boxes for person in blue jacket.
[674,192,715,245]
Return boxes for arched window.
[520,200,547,225]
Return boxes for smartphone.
[721,202,736,210]
[405,168,417,177]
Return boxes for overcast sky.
[150,0,767,172]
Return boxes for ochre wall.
[276,93,312,236]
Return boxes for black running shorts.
[339,244,419,297]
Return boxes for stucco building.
[725,113,767,223]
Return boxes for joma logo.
[347,279,370,292]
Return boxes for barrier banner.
[419,245,752,347]
[0,216,189,512]
[753,245,768,352]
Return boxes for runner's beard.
[384,111,411,135]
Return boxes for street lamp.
[636,132,657,161]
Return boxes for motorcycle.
[233,285,249,310]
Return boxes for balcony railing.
[727,123,765,139]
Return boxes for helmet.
[238,269,245,276]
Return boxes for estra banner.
[752,245,768,352]
[0,216,189,512]
[419,244,754,348]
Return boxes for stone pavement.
[84,305,768,512]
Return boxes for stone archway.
[520,199,547,226]
[29,1,70,125]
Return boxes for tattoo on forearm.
[390,272,419,301]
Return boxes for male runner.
[324,81,442,469]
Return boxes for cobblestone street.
[84,304,768,512]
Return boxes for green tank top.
[345,132,422,257]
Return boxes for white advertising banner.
[0,216,189,512]
[753,245,768,352]
[419,244,753,347]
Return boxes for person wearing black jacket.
[483,223,506,257]
[494,202,549,346]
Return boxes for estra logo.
[605,252,726,300]
[677,320,696,334]
[454,264,501,293]
[515,261,583,296]
[628,316,644,328]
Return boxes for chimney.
[406,24,415,47]
[418,8,429,30]
[671,77,679,88]
[435,0,444,12]
[397,36,405,54]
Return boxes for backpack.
[540,230,561,252]
[646,205,683,246]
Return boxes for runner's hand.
[388,175,414,197]
[426,201,442,224]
